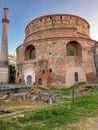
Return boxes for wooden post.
[72,72,79,104]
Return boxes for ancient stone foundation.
[0,67,9,83]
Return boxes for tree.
[9,65,16,83]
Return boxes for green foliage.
[50,82,98,95]
[9,65,16,83]
[0,119,22,130]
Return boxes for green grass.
[4,100,39,107]
[50,82,98,95]
[0,91,98,130]
[2,100,45,111]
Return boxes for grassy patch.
[3,100,45,110]
[0,91,98,130]
[50,82,98,95]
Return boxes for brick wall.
[16,14,96,87]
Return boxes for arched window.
[67,44,77,56]
[29,48,36,59]
[24,45,36,60]
[66,41,82,56]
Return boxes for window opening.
[49,69,52,73]
[74,72,79,82]
[67,43,78,56]
[29,48,36,59]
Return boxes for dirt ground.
[66,118,98,130]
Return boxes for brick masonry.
[16,14,97,88]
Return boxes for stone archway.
[65,66,87,88]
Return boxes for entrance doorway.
[27,75,32,86]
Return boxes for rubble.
[0,85,62,104]
[37,91,62,104]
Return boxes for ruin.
[0,8,98,87]
[16,14,98,87]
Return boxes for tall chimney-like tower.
[0,8,9,83]
[1,8,9,64]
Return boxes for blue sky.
[0,0,98,55]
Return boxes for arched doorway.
[27,75,32,86]
[65,66,86,87]
[24,67,35,86]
